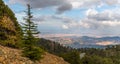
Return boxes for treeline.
[78,45,120,64]
[38,38,120,64]
[38,38,74,54]
[38,38,81,64]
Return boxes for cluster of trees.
[78,45,120,64]
[38,38,120,64]
[38,38,73,54]
[38,38,81,64]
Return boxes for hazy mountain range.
[45,36,120,48]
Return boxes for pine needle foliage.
[22,4,43,61]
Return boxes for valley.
[45,36,120,48]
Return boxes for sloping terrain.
[0,0,22,47]
[0,45,69,64]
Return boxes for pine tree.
[22,4,39,45]
[22,4,43,61]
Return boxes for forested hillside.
[0,0,22,48]
[38,38,74,54]
[78,45,120,64]
[38,38,120,64]
[38,38,81,64]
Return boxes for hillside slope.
[0,0,22,47]
[0,45,69,64]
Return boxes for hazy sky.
[4,0,120,37]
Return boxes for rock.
[0,57,4,62]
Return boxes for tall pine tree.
[22,4,39,46]
[22,4,43,61]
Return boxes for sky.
[3,0,120,37]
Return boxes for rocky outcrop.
[0,45,69,64]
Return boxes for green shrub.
[60,51,81,64]
[23,46,44,61]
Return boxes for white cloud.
[86,8,98,16]
[62,25,69,29]
[71,1,83,8]
[32,15,75,23]
[59,8,120,36]
[104,0,119,5]
[102,21,120,26]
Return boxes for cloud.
[86,9,120,28]
[57,3,72,14]
[104,0,119,5]
[9,0,66,7]
[9,0,71,13]
[9,0,120,13]
[62,25,69,29]
[32,15,76,24]
[71,1,82,8]
[7,0,120,37]
[86,8,98,16]
[59,8,120,36]
[87,10,116,21]
[32,15,51,22]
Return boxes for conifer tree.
[23,4,39,46]
[22,4,43,61]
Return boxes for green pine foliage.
[60,51,81,64]
[80,55,114,64]
[22,4,44,61]
[23,46,44,61]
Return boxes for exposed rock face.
[0,45,69,64]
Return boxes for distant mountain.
[45,36,120,48]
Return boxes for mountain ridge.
[46,36,120,48]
